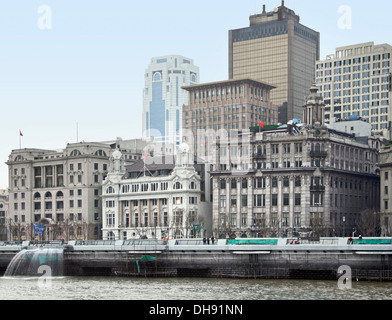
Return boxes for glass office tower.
[142,55,199,148]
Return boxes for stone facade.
[210,86,381,238]
[0,190,8,241]
[6,138,147,241]
[101,145,212,240]
[380,146,392,236]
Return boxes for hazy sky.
[0,0,391,189]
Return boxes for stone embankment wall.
[62,250,392,281]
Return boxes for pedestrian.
[207,237,210,245]
[203,237,206,244]
[211,236,215,244]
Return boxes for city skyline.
[1,0,392,189]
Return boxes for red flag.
[19,130,23,136]
[259,121,264,129]
[144,152,148,159]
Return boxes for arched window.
[45,191,52,198]
[56,191,64,198]
[189,181,197,190]
[106,186,115,194]
[153,72,162,82]
[173,182,183,190]
[95,150,107,157]
[14,155,25,161]
[70,150,81,157]
[34,192,41,199]
[107,231,115,240]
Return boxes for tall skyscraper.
[142,55,200,148]
[315,42,392,138]
[228,1,320,124]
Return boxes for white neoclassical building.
[101,145,212,240]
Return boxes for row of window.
[317,62,390,75]
[321,78,390,90]
[220,177,303,190]
[12,212,99,223]
[220,193,303,208]
[106,181,198,194]
[105,196,198,208]
[317,73,391,83]
[316,54,391,69]
[219,212,304,228]
[106,212,169,228]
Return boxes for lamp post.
[342,216,346,237]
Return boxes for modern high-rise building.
[315,42,392,139]
[142,55,200,148]
[228,1,320,124]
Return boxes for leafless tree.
[355,209,380,237]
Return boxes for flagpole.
[19,130,21,149]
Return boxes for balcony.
[310,185,326,192]
[253,153,267,160]
[309,151,328,158]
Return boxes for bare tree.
[355,209,380,237]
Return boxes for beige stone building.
[6,138,147,241]
[380,146,392,236]
[210,86,381,238]
[182,78,278,158]
[101,146,212,240]
[0,190,8,241]
[228,1,320,123]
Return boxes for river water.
[1,276,392,300]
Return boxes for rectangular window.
[241,195,247,207]
[271,194,278,207]
[295,194,301,206]
[283,194,289,206]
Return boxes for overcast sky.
[0,0,391,189]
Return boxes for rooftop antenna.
[138,151,153,178]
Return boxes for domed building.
[101,146,212,240]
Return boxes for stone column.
[289,176,295,230]
[247,176,253,230]
[128,201,132,228]
[138,201,141,228]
